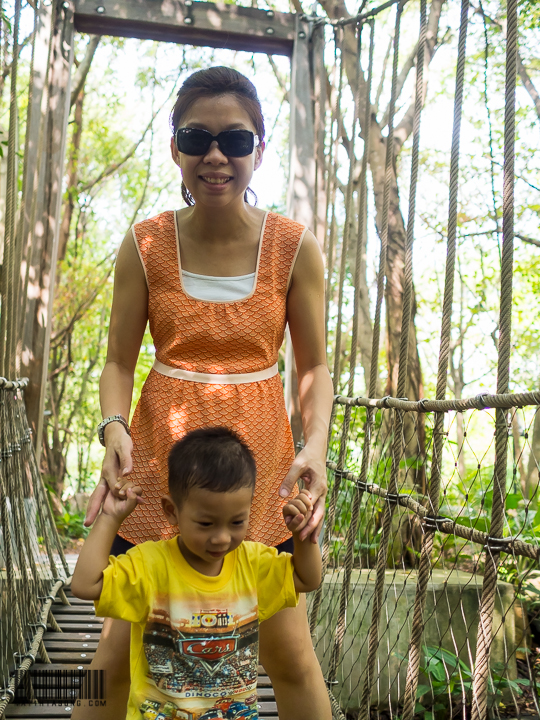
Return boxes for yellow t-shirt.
[95,538,298,720]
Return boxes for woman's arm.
[84,230,149,526]
[282,229,334,542]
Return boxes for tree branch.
[70,35,101,108]
[393,0,445,151]
[267,54,289,103]
[517,233,540,248]
[380,40,418,127]
[79,87,174,193]
[517,54,540,125]
[51,258,115,348]
[3,31,33,75]
[472,2,540,126]
[374,35,394,116]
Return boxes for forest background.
[0,0,539,546]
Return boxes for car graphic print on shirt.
[140,605,260,714]
[139,696,259,719]
[178,633,239,669]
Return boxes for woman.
[78,66,333,720]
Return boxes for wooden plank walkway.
[6,589,279,719]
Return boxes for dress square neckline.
[173,209,269,306]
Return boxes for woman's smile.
[199,173,233,186]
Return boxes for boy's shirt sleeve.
[256,545,299,622]
[94,545,150,623]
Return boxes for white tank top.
[181,270,255,302]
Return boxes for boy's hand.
[283,490,313,534]
[100,482,144,524]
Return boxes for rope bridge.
[1,0,538,718]
[306,0,539,717]
[0,378,70,712]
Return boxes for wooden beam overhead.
[74,0,296,56]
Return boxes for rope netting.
[308,0,540,717]
[0,0,70,711]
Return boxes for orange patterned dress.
[119,210,305,548]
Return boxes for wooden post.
[287,15,315,228]
[312,23,327,250]
[18,0,54,368]
[286,15,316,447]
[20,0,74,458]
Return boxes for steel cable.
[401,0,468,715]
[471,0,518,716]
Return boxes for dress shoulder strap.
[260,212,307,295]
[132,211,177,289]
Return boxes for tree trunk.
[526,408,540,504]
[368,119,426,491]
[316,0,443,410]
[58,90,83,262]
[347,197,373,393]
[19,1,74,450]
[449,346,466,479]
[511,412,527,497]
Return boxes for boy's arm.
[283,491,322,593]
[71,486,141,600]
[291,534,322,593]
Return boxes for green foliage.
[54,510,90,542]
[416,645,524,717]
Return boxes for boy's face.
[162,483,253,575]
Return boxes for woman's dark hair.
[170,67,264,207]
[168,427,256,507]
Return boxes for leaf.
[506,493,521,510]
[424,645,470,673]
[416,684,431,698]
[426,660,447,683]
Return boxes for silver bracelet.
[97,415,130,447]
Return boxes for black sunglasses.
[175,127,260,157]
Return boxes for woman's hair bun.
[170,66,265,142]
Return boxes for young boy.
[72,427,322,720]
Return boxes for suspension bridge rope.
[358,0,423,712]
[402,0,468,713]
[325,20,375,695]
[471,0,518,715]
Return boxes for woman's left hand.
[279,443,327,542]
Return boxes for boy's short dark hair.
[168,427,256,506]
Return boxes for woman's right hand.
[84,424,134,527]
